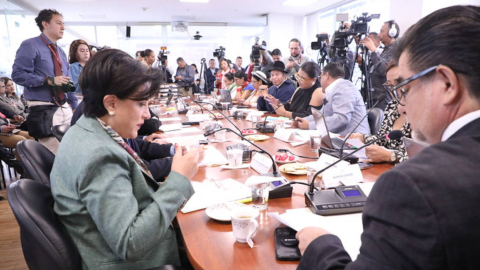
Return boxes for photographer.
[174,57,195,96]
[12,9,78,154]
[359,20,399,110]
[283,38,313,81]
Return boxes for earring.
[108,111,115,116]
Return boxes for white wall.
[264,13,305,58]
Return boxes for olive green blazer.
[51,115,194,270]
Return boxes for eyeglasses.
[294,73,310,83]
[389,65,438,105]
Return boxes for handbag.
[26,105,58,138]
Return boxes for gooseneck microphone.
[186,97,218,121]
[257,98,292,133]
[195,100,243,135]
[339,94,386,158]
[308,130,404,195]
[204,127,281,177]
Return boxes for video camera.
[329,12,380,60]
[311,34,329,50]
[251,37,267,69]
[213,46,226,59]
[158,46,169,63]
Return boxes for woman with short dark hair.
[271,61,324,119]
[51,49,201,270]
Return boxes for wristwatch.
[389,151,397,163]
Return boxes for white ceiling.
[4,0,345,25]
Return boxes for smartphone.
[274,227,301,261]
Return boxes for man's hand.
[171,143,204,179]
[296,227,331,255]
[13,115,24,123]
[348,132,365,143]
[175,76,183,81]
[286,59,296,69]
[144,133,167,142]
[52,76,71,86]
[364,145,392,163]
[1,125,15,133]
[293,117,310,130]
[266,95,280,106]
[360,37,376,52]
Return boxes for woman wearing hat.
[256,61,296,112]
[240,70,268,107]
[269,62,324,119]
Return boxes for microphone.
[308,130,403,195]
[257,98,292,133]
[204,127,282,177]
[339,94,386,158]
[195,100,243,135]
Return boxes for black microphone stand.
[205,127,283,177]
[257,99,291,133]
[195,100,243,135]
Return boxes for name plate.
[317,154,350,170]
[323,164,363,189]
[273,128,295,142]
[250,153,273,174]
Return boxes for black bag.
[26,105,58,139]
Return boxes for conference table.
[158,106,392,270]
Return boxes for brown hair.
[68,39,91,64]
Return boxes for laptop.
[219,89,233,109]
[311,107,351,150]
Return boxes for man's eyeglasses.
[386,65,438,106]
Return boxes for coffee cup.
[230,207,259,243]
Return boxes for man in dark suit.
[205,59,218,94]
[296,5,480,270]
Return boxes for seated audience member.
[271,48,283,62]
[295,62,370,136]
[257,61,295,112]
[175,57,195,96]
[296,6,480,270]
[0,79,32,148]
[241,71,269,107]
[234,70,254,101]
[51,49,201,270]
[69,39,91,94]
[2,77,28,115]
[269,62,324,119]
[222,72,237,99]
[349,61,411,163]
[215,59,235,91]
[0,78,27,118]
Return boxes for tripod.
[198,58,209,94]
[352,42,374,109]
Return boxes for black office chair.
[51,124,71,142]
[368,108,384,135]
[17,140,55,187]
[8,179,81,270]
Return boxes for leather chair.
[368,108,384,135]
[8,179,81,270]
[17,140,55,187]
[51,124,71,142]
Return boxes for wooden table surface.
[159,108,392,270]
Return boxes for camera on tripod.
[158,46,169,63]
[251,37,267,69]
[311,34,329,50]
[213,46,226,59]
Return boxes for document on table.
[164,127,202,134]
[198,145,229,166]
[268,209,363,260]
[166,135,206,145]
[159,117,182,122]
[181,178,251,213]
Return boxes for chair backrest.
[51,124,71,142]
[8,179,81,270]
[17,140,55,187]
[368,108,385,135]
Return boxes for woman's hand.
[1,125,15,133]
[364,145,392,163]
[171,143,204,179]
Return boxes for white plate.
[205,202,250,221]
[275,155,299,164]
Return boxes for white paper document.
[159,117,182,122]
[198,146,229,166]
[164,127,202,135]
[268,209,363,260]
[181,178,251,213]
[165,135,206,145]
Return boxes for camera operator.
[174,57,195,96]
[205,59,218,94]
[359,20,400,110]
[271,49,283,62]
[12,9,78,154]
[283,38,313,81]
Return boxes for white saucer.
[205,202,250,221]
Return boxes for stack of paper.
[181,178,251,213]
[198,146,229,166]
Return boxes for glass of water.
[251,182,269,210]
[309,134,322,152]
